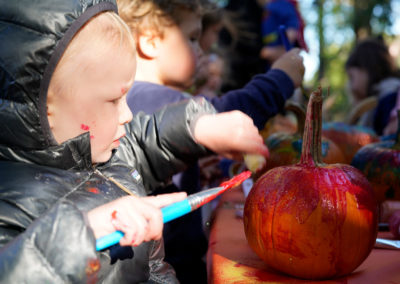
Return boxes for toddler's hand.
[271,48,305,87]
[87,192,187,247]
[193,110,269,160]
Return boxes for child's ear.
[136,31,161,59]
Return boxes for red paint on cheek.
[87,187,99,194]
[90,135,95,139]
[81,124,90,131]
[111,210,118,219]
[121,87,127,94]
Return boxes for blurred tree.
[351,0,392,39]
[316,0,326,80]
[308,0,395,122]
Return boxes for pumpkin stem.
[394,110,400,150]
[285,101,306,135]
[300,87,323,166]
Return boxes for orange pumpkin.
[259,101,297,140]
[322,122,379,164]
[243,88,378,280]
[264,101,345,172]
[351,111,400,203]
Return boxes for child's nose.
[119,99,133,125]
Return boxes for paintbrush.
[96,170,252,251]
[279,25,292,51]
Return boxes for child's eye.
[110,98,120,105]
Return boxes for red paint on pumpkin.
[243,269,283,282]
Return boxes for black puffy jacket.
[0,0,214,282]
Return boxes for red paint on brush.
[195,171,252,208]
[220,170,252,190]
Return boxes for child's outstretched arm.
[208,48,304,130]
[119,98,267,192]
[87,192,187,247]
[193,110,270,160]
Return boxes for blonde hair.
[49,11,135,97]
[117,0,208,38]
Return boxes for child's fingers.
[120,207,154,246]
[239,138,269,156]
[119,223,141,247]
[141,207,163,242]
[129,199,163,242]
[109,196,167,246]
[144,192,187,208]
[109,210,143,246]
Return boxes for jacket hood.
[0,0,118,170]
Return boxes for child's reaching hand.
[193,110,270,160]
[271,48,305,88]
[87,192,187,247]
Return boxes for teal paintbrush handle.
[161,199,191,223]
[96,231,124,251]
[95,171,251,251]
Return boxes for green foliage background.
[303,0,398,122]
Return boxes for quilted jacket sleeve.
[147,239,179,284]
[0,200,98,283]
[117,97,216,193]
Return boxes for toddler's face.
[48,45,136,164]
[157,11,202,89]
[199,22,223,53]
[346,67,369,102]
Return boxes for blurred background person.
[345,36,400,135]
[258,0,308,66]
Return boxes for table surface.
[206,185,400,284]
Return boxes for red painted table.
[207,186,400,284]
